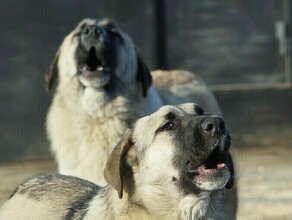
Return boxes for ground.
[0,146,292,219]
[234,146,292,220]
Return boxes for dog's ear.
[46,50,60,91]
[136,53,152,97]
[104,129,134,199]
[225,152,235,189]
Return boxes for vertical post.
[154,0,167,69]
[284,0,292,86]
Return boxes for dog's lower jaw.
[193,166,231,191]
[78,70,111,89]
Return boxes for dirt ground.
[0,146,292,220]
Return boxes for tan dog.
[1,103,234,220]
[46,18,222,186]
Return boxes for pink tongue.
[195,163,227,181]
[200,163,226,172]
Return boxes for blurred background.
[1,0,292,219]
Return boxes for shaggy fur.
[45,18,237,219]
[0,103,234,220]
[46,18,222,185]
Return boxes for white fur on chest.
[48,89,133,185]
[51,115,129,185]
[81,88,110,119]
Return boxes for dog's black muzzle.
[200,117,226,136]
[76,23,117,86]
[80,24,108,51]
[190,115,230,159]
[199,116,228,151]
[182,115,234,189]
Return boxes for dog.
[46,18,222,186]
[0,103,234,220]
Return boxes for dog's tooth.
[217,163,226,170]
[78,66,86,72]
[81,64,89,71]
[97,66,104,71]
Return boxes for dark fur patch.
[63,187,100,220]
[10,173,102,219]
[75,28,118,72]
[193,105,205,116]
[136,53,152,97]
[165,112,176,121]
[170,113,231,195]
[46,51,60,91]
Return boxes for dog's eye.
[162,122,175,130]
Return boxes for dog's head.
[105,103,234,202]
[46,18,151,97]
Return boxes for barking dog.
[0,103,234,220]
[46,18,222,186]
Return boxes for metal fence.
[1,0,291,162]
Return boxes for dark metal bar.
[283,0,292,85]
[154,0,167,69]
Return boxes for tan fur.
[151,70,222,115]
[1,104,234,220]
[45,18,236,218]
[46,18,222,185]
[152,69,197,88]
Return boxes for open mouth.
[187,146,230,190]
[188,147,227,174]
[78,47,111,75]
[77,46,112,88]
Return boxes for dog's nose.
[201,116,226,136]
[82,25,103,38]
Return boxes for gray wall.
[0,1,156,162]
[1,0,291,162]
[165,0,285,85]
[164,0,292,148]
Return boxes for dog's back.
[152,69,222,116]
[0,174,101,220]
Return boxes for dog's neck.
[79,87,135,120]
[96,187,222,220]
[87,187,152,220]
[131,186,225,220]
